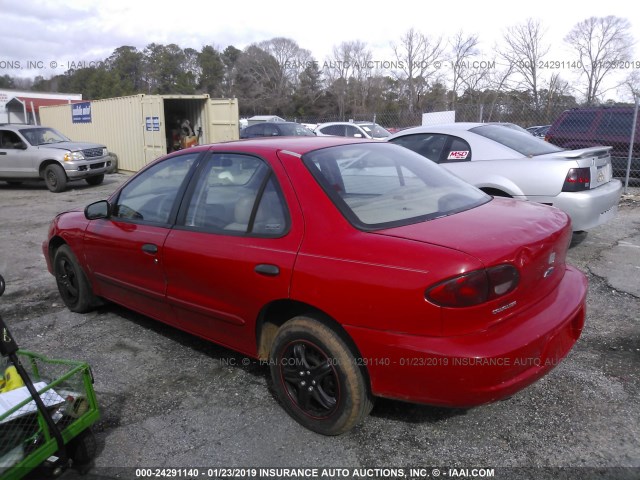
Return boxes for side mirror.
[17,142,28,150]
[85,200,110,220]
[354,133,363,138]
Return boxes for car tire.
[53,245,96,313]
[44,164,67,193]
[269,316,373,435]
[85,174,104,186]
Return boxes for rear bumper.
[529,179,622,231]
[345,266,587,407]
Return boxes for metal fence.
[290,100,640,188]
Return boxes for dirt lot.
[0,175,639,480]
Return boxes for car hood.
[38,141,106,151]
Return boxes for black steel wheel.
[53,245,95,313]
[44,164,67,193]
[270,316,373,435]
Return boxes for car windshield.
[303,143,489,230]
[358,123,390,138]
[279,124,315,136]
[19,127,70,146]
[470,124,563,156]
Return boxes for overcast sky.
[1,0,638,100]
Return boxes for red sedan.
[43,137,587,435]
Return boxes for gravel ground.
[0,176,638,480]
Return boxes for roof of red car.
[203,136,375,156]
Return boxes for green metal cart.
[0,274,100,479]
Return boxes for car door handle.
[141,243,158,254]
[255,264,280,276]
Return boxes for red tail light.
[426,265,519,308]
[562,167,591,192]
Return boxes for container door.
[141,96,166,165]
[206,98,240,143]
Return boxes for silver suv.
[0,124,112,192]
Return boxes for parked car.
[0,124,112,192]
[239,121,315,139]
[314,122,391,140]
[388,123,622,231]
[526,125,551,138]
[246,115,287,126]
[43,137,587,435]
[545,107,640,178]
[486,122,530,134]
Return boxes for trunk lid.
[375,198,573,335]
[538,146,613,189]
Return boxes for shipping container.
[40,94,239,172]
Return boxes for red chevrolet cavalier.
[43,137,587,435]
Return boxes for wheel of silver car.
[86,174,104,186]
[53,245,95,313]
[270,316,373,435]
[44,164,67,193]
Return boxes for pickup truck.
[0,124,113,192]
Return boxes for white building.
[0,89,82,125]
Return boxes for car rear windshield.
[303,143,489,230]
[470,124,563,156]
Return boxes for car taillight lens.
[426,265,519,308]
[562,167,591,192]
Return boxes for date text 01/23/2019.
[134,467,496,478]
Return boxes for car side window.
[184,154,288,236]
[556,112,597,133]
[245,124,264,138]
[345,125,363,138]
[0,131,23,149]
[113,152,199,224]
[390,133,448,162]
[442,137,472,162]
[596,112,634,136]
[321,125,344,136]
[263,124,279,136]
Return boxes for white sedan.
[387,123,622,231]
[314,122,391,140]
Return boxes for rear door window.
[556,112,597,133]
[596,111,634,136]
[443,137,472,162]
[182,154,288,236]
[391,134,472,163]
[321,125,345,136]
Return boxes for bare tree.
[448,31,480,109]
[257,38,314,112]
[500,18,549,115]
[565,16,633,105]
[623,70,640,102]
[482,58,516,122]
[324,41,372,118]
[392,28,443,113]
[258,37,313,86]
